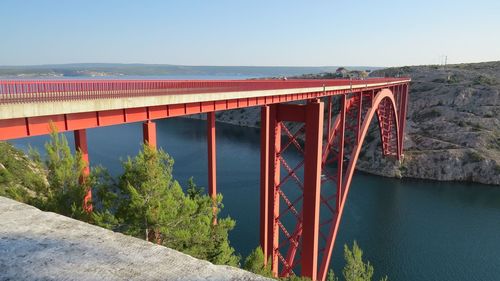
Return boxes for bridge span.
[0,78,410,281]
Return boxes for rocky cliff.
[191,61,500,185]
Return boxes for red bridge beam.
[0,80,409,142]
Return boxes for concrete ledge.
[0,196,271,281]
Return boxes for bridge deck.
[0,78,409,140]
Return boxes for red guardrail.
[0,78,407,104]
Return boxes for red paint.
[125,107,148,122]
[201,101,215,113]
[74,129,92,212]
[268,104,281,276]
[207,112,217,223]
[0,118,27,141]
[336,95,346,210]
[227,99,238,109]
[142,121,157,148]
[168,104,185,117]
[186,102,201,115]
[28,115,65,135]
[214,100,226,111]
[260,106,270,265]
[301,101,324,280]
[67,112,98,130]
[99,109,125,126]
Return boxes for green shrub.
[473,75,497,86]
[467,151,484,162]
[432,78,446,83]
[447,74,461,84]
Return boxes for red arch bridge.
[0,78,410,281]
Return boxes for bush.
[0,142,46,204]
[467,151,484,163]
[243,247,273,277]
[473,75,497,86]
[447,74,461,84]
[432,78,446,83]
[414,109,441,121]
[92,144,240,266]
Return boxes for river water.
[12,117,500,281]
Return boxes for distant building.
[335,67,348,78]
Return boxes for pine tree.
[186,176,204,199]
[327,269,339,281]
[92,144,240,266]
[342,241,374,281]
[30,128,89,221]
[243,247,272,278]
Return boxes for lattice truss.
[272,88,403,280]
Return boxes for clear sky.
[1,0,499,67]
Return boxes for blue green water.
[12,118,500,281]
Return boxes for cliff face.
[363,62,500,185]
[192,61,500,185]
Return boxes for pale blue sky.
[1,0,499,67]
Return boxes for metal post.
[357,92,363,144]
[260,106,270,265]
[143,120,157,148]
[327,96,332,141]
[336,95,346,210]
[268,104,281,276]
[74,129,92,212]
[207,112,217,223]
[301,100,324,280]
[399,84,409,155]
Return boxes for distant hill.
[0,63,381,78]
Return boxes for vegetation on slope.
[0,142,46,203]
[0,130,239,266]
[243,242,388,281]
[1,130,390,280]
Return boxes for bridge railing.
[0,78,407,104]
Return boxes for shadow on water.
[10,117,500,281]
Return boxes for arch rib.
[318,89,401,281]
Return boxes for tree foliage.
[244,242,387,281]
[0,142,46,203]
[243,247,272,278]
[92,144,240,266]
[342,241,374,281]
[33,129,90,220]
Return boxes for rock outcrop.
[362,62,500,185]
[190,61,500,185]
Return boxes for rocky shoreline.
[189,61,500,185]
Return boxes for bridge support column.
[268,104,281,276]
[143,120,157,148]
[74,129,92,212]
[398,83,409,156]
[301,100,324,280]
[260,105,270,265]
[207,112,217,223]
[261,102,324,279]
